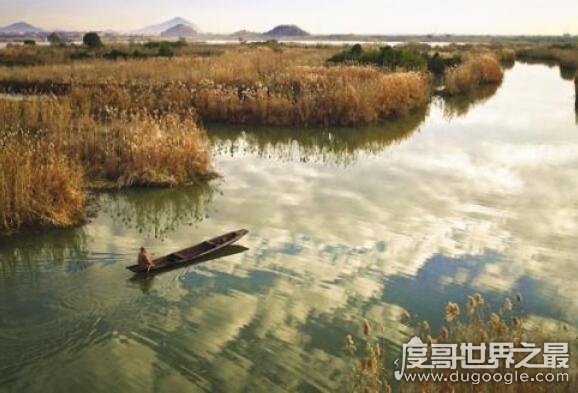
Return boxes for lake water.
[0,63,577,392]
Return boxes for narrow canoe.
[126,229,249,274]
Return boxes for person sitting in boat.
[138,247,154,271]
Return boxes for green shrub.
[158,42,174,58]
[328,44,427,71]
[329,45,460,74]
[83,32,103,48]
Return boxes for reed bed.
[444,54,504,96]
[0,136,86,233]
[191,66,430,126]
[0,97,212,233]
[76,112,212,186]
[0,47,335,83]
[517,47,578,69]
[0,98,212,187]
[498,48,516,67]
[0,47,430,126]
[345,294,576,393]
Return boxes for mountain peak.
[161,24,197,38]
[0,21,45,35]
[134,17,200,36]
[167,17,189,24]
[264,25,310,37]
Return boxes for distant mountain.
[230,30,261,38]
[264,25,310,37]
[0,22,45,35]
[134,17,199,36]
[161,24,197,38]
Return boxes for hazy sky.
[1,0,577,35]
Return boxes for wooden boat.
[126,229,249,274]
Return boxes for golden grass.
[517,47,578,68]
[0,97,212,233]
[0,136,86,233]
[77,112,212,186]
[0,46,336,83]
[0,47,430,126]
[498,48,516,64]
[444,54,504,96]
[0,97,75,133]
[0,98,212,186]
[192,66,430,126]
[345,294,577,393]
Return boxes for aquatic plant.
[498,48,516,67]
[344,294,577,393]
[516,46,578,68]
[0,97,212,233]
[0,46,431,126]
[0,135,86,233]
[77,111,212,187]
[444,54,504,96]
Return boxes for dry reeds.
[77,111,212,187]
[499,48,516,63]
[345,294,577,393]
[0,97,212,233]
[444,54,504,96]
[0,136,86,233]
[517,47,578,69]
[192,66,430,126]
[0,47,430,126]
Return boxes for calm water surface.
[1,63,577,392]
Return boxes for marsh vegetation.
[0,97,211,233]
[345,294,577,393]
[0,40,543,234]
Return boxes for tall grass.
[0,136,86,233]
[444,55,504,96]
[0,97,212,233]
[517,46,578,68]
[192,66,430,126]
[77,112,212,187]
[0,47,430,126]
[345,294,576,393]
